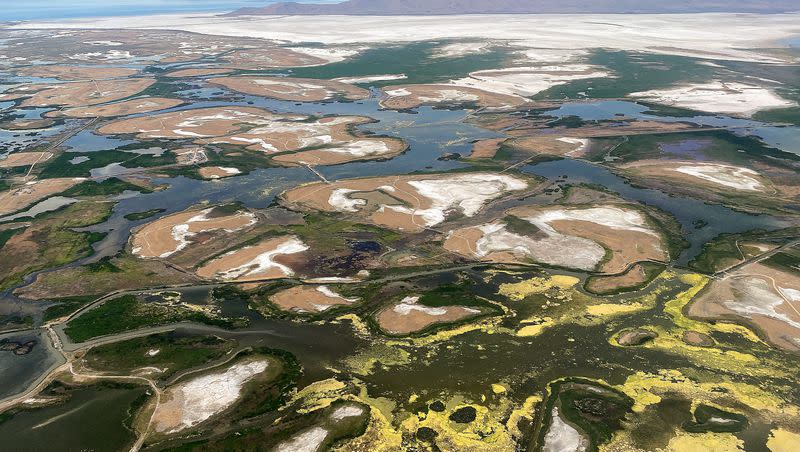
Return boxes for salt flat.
[10,13,800,63]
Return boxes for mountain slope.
[231,0,800,15]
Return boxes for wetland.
[0,20,798,452]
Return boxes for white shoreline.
[7,13,800,63]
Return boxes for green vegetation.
[762,248,800,272]
[286,41,512,87]
[64,294,244,343]
[0,201,113,290]
[138,80,192,98]
[85,256,122,273]
[417,280,491,309]
[82,333,237,381]
[753,106,800,126]
[690,235,749,273]
[62,178,152,196]
[16,254,198,301]
[593,130,798,167]
[228,348,301,418]
[211,285,251,303]
[39,150,175,178]
[690,228,799,273]
[124,208,165,221]
[547,115,586,128]
[503,215,542,237]
[288,212,402,255]
[160,144,268,179]
[639,102,710,118]
[0,227,23,249]
[492,140,562,163]
[535,49,716,100]
[43,295,99,322]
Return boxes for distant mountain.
[230,0,800,15]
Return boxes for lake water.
[0,1,259,22]
[544,100,800,155]
[0,384,146,451]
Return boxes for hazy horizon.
[1,0,340,21]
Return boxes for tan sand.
[282,172,528,232]
[375,295,481,335]
[381,84,528,110]
[49,97,183,118]
[198,166,241,179]
[623,160,770,193]
[444,205,667,273]
[469,138,507,159]
[585,264,650,294]
[689,263,800,352]
[0,119,57,130]
[0,152,53,168]
[195,235,308,281]
[269,285,359,313]
[0,28,306,68]
[97,106,297,139]
[0,78,155,108]
[0,178,84,216]
[683,330,714,347]
[98,106,406,165]
[152,358,269,434]
[550,218,665,274]
[507,136,589,157]
[130,207,257,258]
[218,48,328,69]
[209,76,369,102]
[270,136,406,166]
[14,65,138,80]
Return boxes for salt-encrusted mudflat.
[629,81,796,116]
[12,13,800,63]
[151,358,271,434]
[281,172,530,231]
[130,206,257,258]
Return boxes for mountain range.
[230,0,800,15]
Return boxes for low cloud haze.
[3,0,340,21]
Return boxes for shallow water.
[544,100,800,155]
[0,385,146,452]
[0,330,62,400]
[0,196,77,222]
[63,129,137,152]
